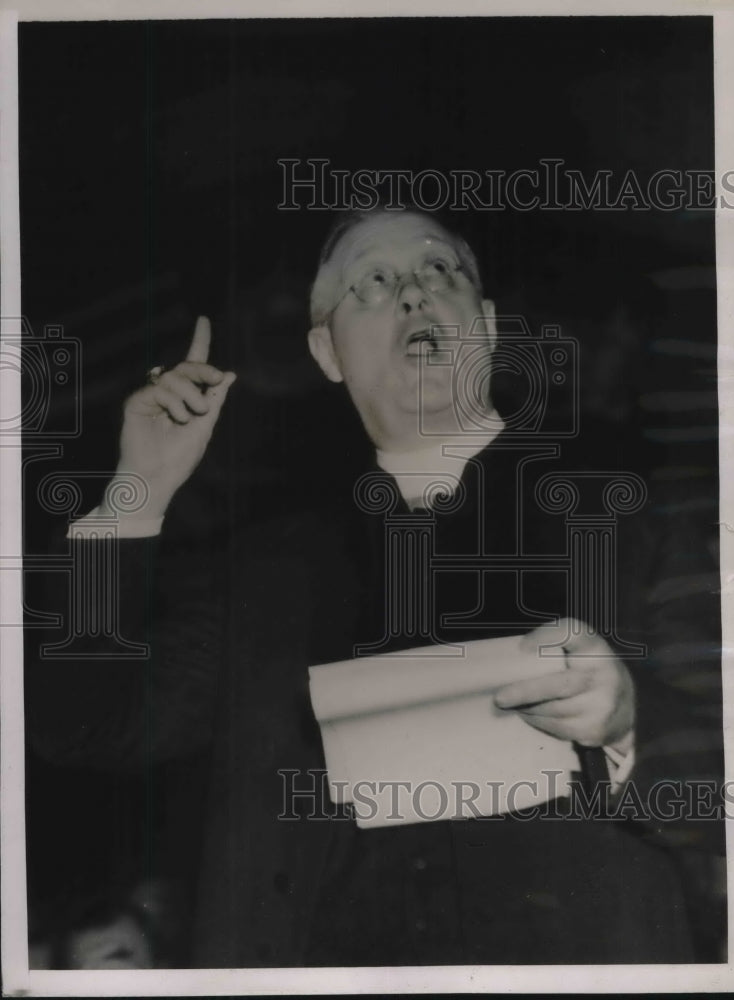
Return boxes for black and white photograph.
[1,2,732,993]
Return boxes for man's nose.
[396,275,428,313]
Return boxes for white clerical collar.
[376,416,505,508]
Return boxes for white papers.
[309,636,580,828]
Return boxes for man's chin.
[398,389,457,427]
[399,360,453,398]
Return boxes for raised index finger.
[186,315,211,363]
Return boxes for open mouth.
[405,328,438,356]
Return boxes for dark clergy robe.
[27,432,724,966]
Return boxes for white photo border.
[1,1,732,994]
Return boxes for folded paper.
[309,636,580,828]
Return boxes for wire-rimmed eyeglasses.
[331,255,465,318]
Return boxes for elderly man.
[29,208,723,966]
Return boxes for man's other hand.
[493,619,635,749]
[101,316,237,520]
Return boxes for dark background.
[19,16,719,962]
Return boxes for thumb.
[556,618,611,658]
[518,617,604,657]
[518,620,568,657]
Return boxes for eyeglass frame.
[322,253,469,325]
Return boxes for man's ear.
[308,325,344,383]
[481,298,498,353]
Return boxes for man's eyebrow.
[348,246,381,265]
[339,248,388,280]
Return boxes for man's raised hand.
[101,316,236,520]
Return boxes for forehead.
[331,213,457,273]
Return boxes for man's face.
[308,213,495,450]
